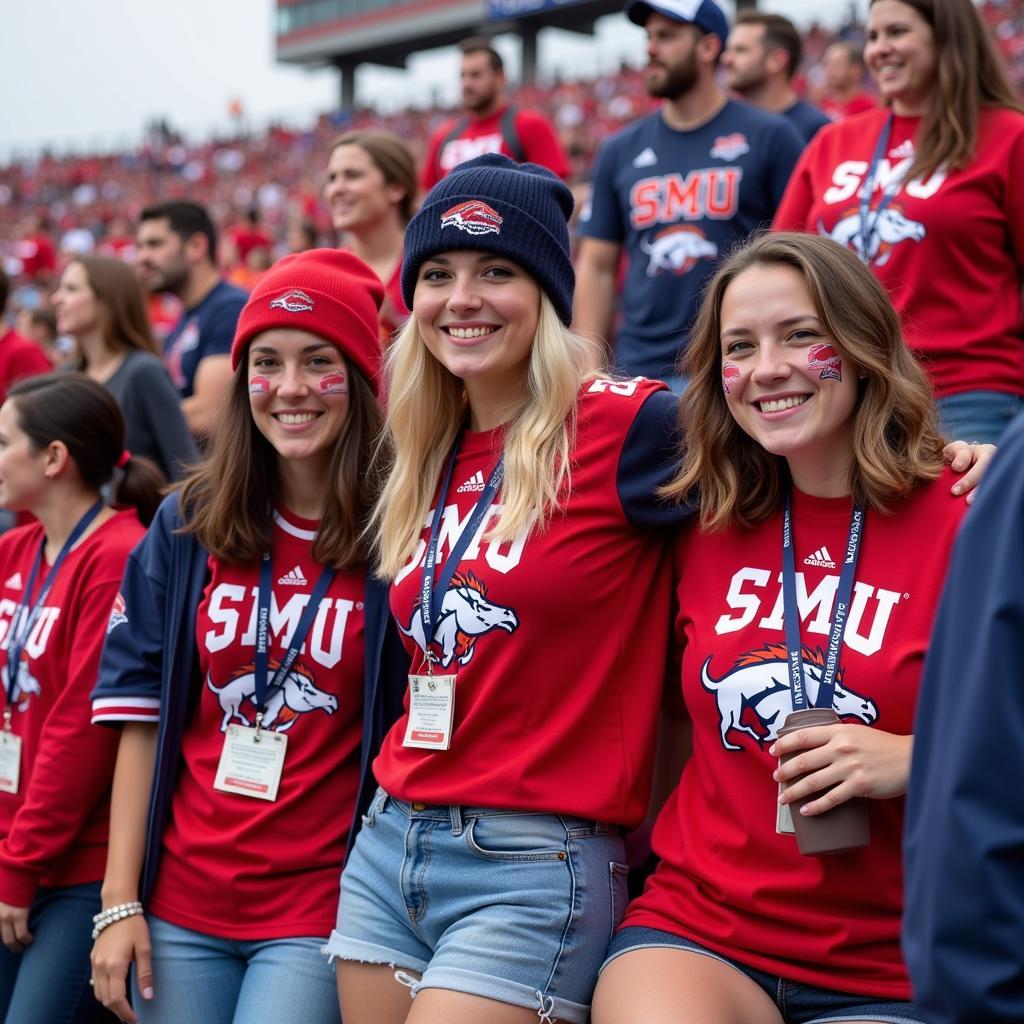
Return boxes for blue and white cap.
[625,0,729,45]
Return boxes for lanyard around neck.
[857,112,908,264]
[4,500,104,726]
[781,491,865,713]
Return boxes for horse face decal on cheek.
[807,344,842,383]
[722,362,741,395]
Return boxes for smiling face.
[324,143,404,236]
[0,400,49,511]
[865,0,938,115]
[51,261,100,338]
[413,251,540,407]
[719,263,860,494]
[246,329,350,471]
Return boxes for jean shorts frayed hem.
[602,927,924,1024]
[321,932,429,973]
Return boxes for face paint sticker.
[248,375,271,395]
[806,344,842,383]
[722,362,740,394]
[319,372,348,396]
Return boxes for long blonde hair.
[371,293,600,578]
[663,233,946,529]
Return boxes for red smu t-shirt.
[149,509,365,939]
[0,511,143,905]
[774,107,1024,399]
[624,470,966,998]
[0,330,51,403]
[374,379,674,826]
[421,105,571,190]
[819,92,876,121]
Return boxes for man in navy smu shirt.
[574,0,803,388]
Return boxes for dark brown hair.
[663,233,946,529]
[74,256,159,358]
[459,36,503,72]
[8,373,166,525]
[735,10,802,78]
[178,360,384,568]
[869,0,1023,181]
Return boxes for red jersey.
[380,259,409,342]
[624,470,966,998]
[773,107,1024,399]
[374,379,677,827]
[0,330,52,403]
[0,511,144,905]
[421,105,571,190]
[819,92,876,120]
[148,509,365,939]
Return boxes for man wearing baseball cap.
[574,0,804,391]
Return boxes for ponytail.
[7,373,167,525]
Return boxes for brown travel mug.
[777,707,870,856]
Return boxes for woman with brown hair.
[51,256,195,479]
[0,374,164,1024]
[774,0,1024,444]
[325,130,418,340]
[593,233,971,1024]
[87,250,406,1024]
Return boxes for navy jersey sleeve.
[616,388,692,529]
[765,118,805,209]
[578,134,626,243]
[903,414,1024,1023]
[129,358,197,480]
[90,495,180,723]
[199,293,246,360]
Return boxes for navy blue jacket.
[92,493,407,903]
[903,413,1024,1022]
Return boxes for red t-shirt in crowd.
[0,511,144,905]
[148,509,365,939]
[380,259,409,343]
[0,330,52,403]
[421,105,571,190]
[374,378,675,827]
[773,107,1024,399]
[819,92,876,120]
[624,470,966,998]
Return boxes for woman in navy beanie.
[327,155,690,1022]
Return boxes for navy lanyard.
[5,500,104,720]
[252,547,336,728]
[858,112,906,263]
[419,431,504,650]
[782,491,865,712]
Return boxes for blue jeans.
[935,389,1023,446]
[0,881,113,1024]
[328,788,628,1023]
[135,916,338,1024]
[605,927,923,1024]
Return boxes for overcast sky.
[1,0,862,160]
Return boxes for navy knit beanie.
[401,154,576,325]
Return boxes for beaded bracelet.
[91,901,144,940]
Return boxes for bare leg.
[592,947,785,1024]
[406,988,553,1024]
[336,962,418,1024]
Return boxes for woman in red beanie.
[88,249,406,1024]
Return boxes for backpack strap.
[500,105,526,163]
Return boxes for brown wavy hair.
[73,256,159,358]
[662,232,946,530]
[178,360,383,568]
[330,130,418,226]
[869,0,1023,183]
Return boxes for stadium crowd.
[0,0,1022,1022]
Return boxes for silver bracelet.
[91,901,144,940]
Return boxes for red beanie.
[231,249,385,393]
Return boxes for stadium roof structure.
[276,0,626,106]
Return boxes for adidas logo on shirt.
[277,565,308,586]
[803,547,836,569]
[457,471,486,493]
[632,146,658,168]
[4,573,22,590]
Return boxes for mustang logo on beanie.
[440,201,504,237]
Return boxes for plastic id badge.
[214,725,287,802]
[402,674,455,750]
[0,732,20,795]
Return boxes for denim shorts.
[326,788,628,1023]
[603,927,924,1024]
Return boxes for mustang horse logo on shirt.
[701,643,878,751]
[821,206,926,267]
[401,570,518,669]
[640,226,718,277]
[207,661,338,733]
[0,662,42,712]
